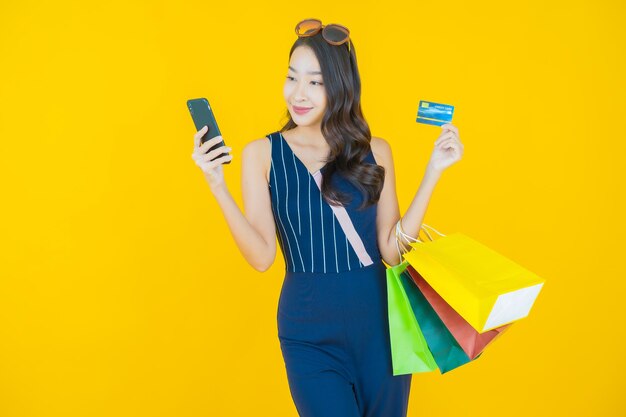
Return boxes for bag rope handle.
[394,220,447,262]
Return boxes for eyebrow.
[288,66,322,75]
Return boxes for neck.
[292,124,326,147]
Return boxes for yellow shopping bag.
[402,224,545,333]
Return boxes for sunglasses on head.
[295,18,351,52]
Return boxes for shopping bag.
[398,268,480,374]
[386,260,437,376]
[406,264,511,359]
[403,224,545,333]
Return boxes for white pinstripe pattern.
[280,136,306,272]
[320,184,326,273]
[272,209,287,265]
[311,170,374,267]
[308,174,313,272]
[292,152,301,235]
[268,144,284,254]
[346,236,351,271]
[269,131,380,274]
[270,136,294,270]
[333,215,338,273]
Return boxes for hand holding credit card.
[417,99,464,174]
[416,100,454,126]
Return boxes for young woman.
[191,18,463,417]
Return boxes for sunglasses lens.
[296,20,321,36]
[324,25,349,43]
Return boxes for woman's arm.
[372,136,433,266]
[209,138,277,272]
[395,167,441,256]
[373,124,463,266]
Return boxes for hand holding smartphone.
[187,97,231,164]
[189,98,232,191]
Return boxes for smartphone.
[187,97,230,164]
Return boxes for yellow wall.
[1,1,624,416]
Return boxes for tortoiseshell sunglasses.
[295,18,351,52]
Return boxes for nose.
[293,79,309,103]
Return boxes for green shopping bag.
[398,269,482,374]
[386,260,438,376]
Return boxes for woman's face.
[283,46,327,128]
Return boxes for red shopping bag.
[406,265,511,359]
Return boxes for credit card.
[416,100,454,126]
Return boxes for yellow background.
[1,0,624,416]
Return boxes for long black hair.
[279,32,385,210]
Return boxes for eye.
[286,76,323,86]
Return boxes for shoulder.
[370,136,393,167]
[242,135,272,182]
[242,135,271,155]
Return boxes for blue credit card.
[416,100,454,126]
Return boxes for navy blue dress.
[267,131,412,417]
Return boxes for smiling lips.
[293,105,313,114]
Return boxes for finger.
[204,153,233,169]
[199,135,224,152]
[442,141,462,153]
[194,125,209,144]
[194,128,208,150]
[199,139,225,156]
[202,146,231,163]
[439,136,461,149]
[437,131,458,146]
[441,127,459,140]
[441,123,459,136]
[435,131,455,146]
[438,138,456,149]
[202,154,233,168]
[442,141,457,150]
